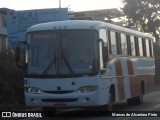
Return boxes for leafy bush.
[0,50,24,110]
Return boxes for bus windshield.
[26,30,99,77]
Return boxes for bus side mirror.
[15,47,26,68]
[15,41,29,69]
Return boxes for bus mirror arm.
[15,47,20,62]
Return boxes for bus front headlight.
[77,86,98,93]
[25,87,42,94]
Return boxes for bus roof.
[27,20,153,39]
[27,20,106,31]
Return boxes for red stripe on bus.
[127,59,136,97]
[115,58,125,100]
[127,59,155,97]
[127,59,134,75]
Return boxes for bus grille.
[43,90,75,94]
[41,98,78,102]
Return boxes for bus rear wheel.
[127,83,144,105]
[135,83,144,104]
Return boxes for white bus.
[15,20,155,112]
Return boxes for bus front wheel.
[106,86,115,111]
[106,93,114,111]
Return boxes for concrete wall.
[0,9,7,51]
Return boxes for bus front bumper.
[25,91,102,108]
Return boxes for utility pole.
[59,0,61,8]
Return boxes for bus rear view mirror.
[15,47,26,68]
[15,41,29,69]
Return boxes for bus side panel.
[126,58,138,98]
[130,57,155,97]
[129,76,138,98]
[137,75,148,94]
[114,58,125,101]
[121,58,131,100]
[148,75,155,91]
[105,58,122,103]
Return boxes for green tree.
[121,0,160,42]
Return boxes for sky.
[0,0,122,11]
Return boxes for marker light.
[77,86,98,93]
[24,87,42,94]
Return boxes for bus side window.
[99,28,108,68]
[121,33,128,55]
[108,30,112,54]
[142,38,147,57]
[126,35,131,56]
[134,36,139,56]
[110,31,117,55]
[116,32,122,55]
[130,35,136,56]
[138,38,143,56]
[149,40,153,57]
[99,29,107,43]
[146,39,150,57]
[99,28,108,54]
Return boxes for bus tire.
[106,86,115,111]
[42,107,56,116]
[127,98,134,105]
[106,93,113,111]
[135,83,144,104]
[127,83,144,105]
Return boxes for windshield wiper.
[41,47,74,76]
[41,50,57,76]
[61,52,74,74]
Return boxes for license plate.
[54,104,66,108]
